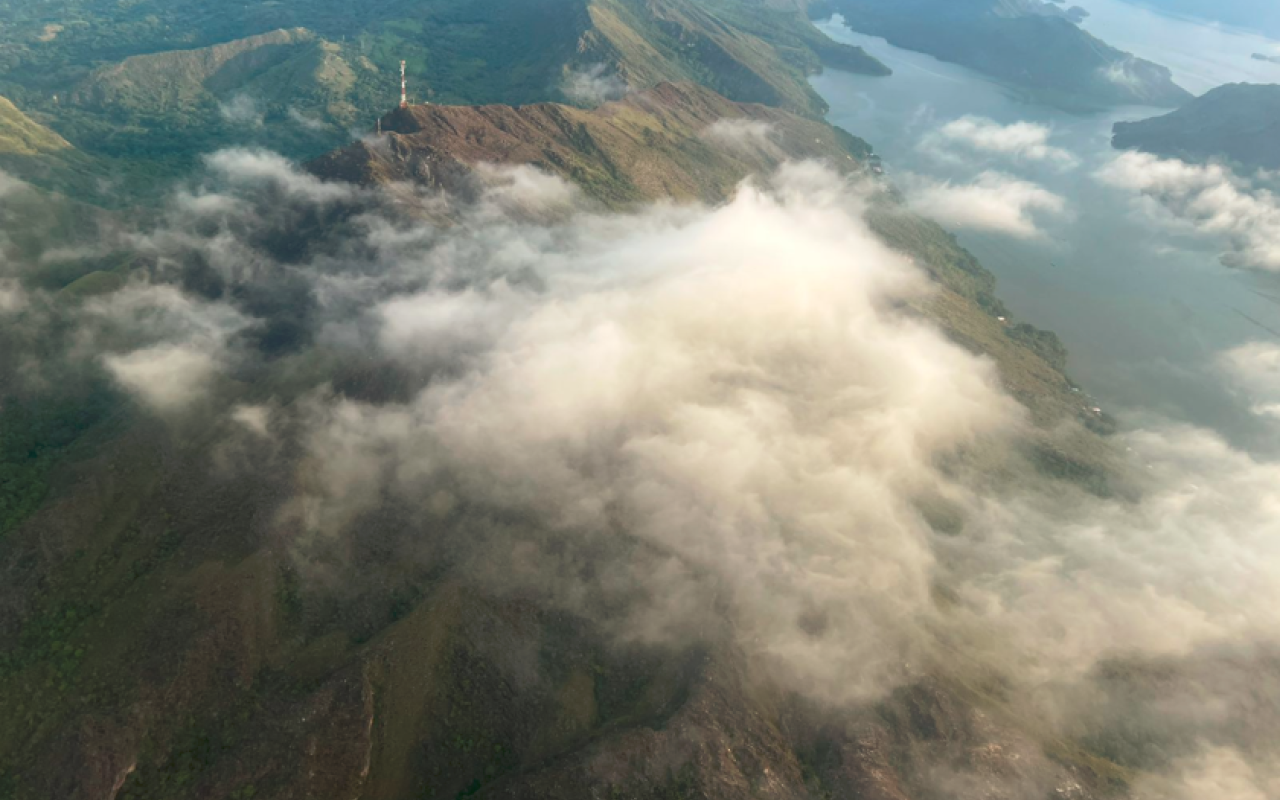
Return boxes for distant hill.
[1112,82,1280,170]
[69,28,319,114]
[812,0,1192,108]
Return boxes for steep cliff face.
[1113,83,1280,171]
[308,82,872,205]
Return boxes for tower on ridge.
[400,60,408,108]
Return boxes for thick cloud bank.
[291,163,1024,702]
[4,154,1280,792]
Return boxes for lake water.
[1075,0,1280,94]
[811,9,1280,454]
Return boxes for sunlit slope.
[0,96,70,155]
[311,82,873,204]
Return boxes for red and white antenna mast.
[400,60,408,108]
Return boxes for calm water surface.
[812,10,1280,453]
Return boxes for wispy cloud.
[1097,152,1280,270]
[921,115,1078,169]
[560,64,628,106]
[218,93,265,127]
[903,170,1069,238]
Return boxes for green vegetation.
[0,381,119,539]
[0,96,69,155]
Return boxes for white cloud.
[104,344,219,412]
[1100,60,1144,90]
[703,119,779,154]
[1134,747,1280,800]
[231,404,273,437]
[1221,341,1280,420]
[278,160,1280,717]
[203,148,360,206]
[16,149,1280,777]
[470,162,580,218]
[949,423,1280,681]
[291,162,1025,703]
[0,278,27,314]
[904,170,1069,238]
[560,64,628,106]
[922,115,1078,169]
[287,107,328,132]
[0,170,30,200]
[219,93,264,127]
[1097,152,1280,270]
[83,283,248,411]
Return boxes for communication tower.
[400,60,408,108]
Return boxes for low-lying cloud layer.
[922,115,1078,169]
[4,152,1280,793]
[1098,151,1280,270]
[903,170,1069,238]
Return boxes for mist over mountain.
[1,1,1279,799]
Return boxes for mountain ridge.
[309,81,872,206]
[1112,82,1280,170]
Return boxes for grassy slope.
[69,28,317,114]
[0,95,70,155]
[0,95,114,196]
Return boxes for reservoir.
[812,6,1280,454]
